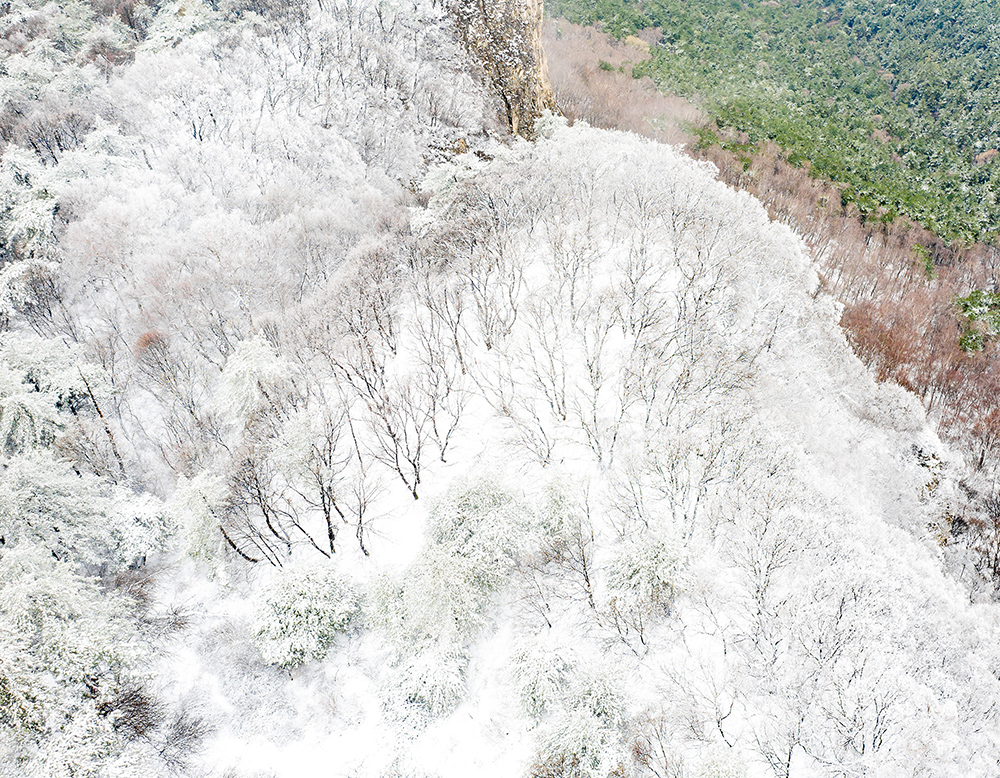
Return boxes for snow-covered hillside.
[1,2,998,777]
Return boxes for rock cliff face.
[450,0,556,139]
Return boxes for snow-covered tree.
[0,544,161,776]
[253,563,359,668]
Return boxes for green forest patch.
[548,0,1000,245]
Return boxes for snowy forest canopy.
[1,1,999,776]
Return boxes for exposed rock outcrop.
[450,0,556,139]
[975,148,999,166]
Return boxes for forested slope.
[540,7,1000,585]
[1,1,999,777]
[549,0,1000,243]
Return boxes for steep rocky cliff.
[450,0,556,139]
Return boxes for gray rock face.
[449,0,556,139]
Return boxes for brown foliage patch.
[542,20,701,145]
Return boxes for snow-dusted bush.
[0,331,129,482]
[253,564,359,668]
[690,743,746,778]
[0,544,157,775]
[510,643,575,721]
[0,350,64,455]
[394,547,492,643]
[512,639,631,777]
[372,478,531,643]
[0,334,173,563]
[514,478,603,625]
[387,639,469,720]
[603,530,683,642]
[216,336,295,426]
[368,480,534,721]
[0,449,170,566]
[369,567,476,720]
[522,656,630,778]
[426,477,532,589]
[0,147,59,263]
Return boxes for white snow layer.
[2,3,998,776]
